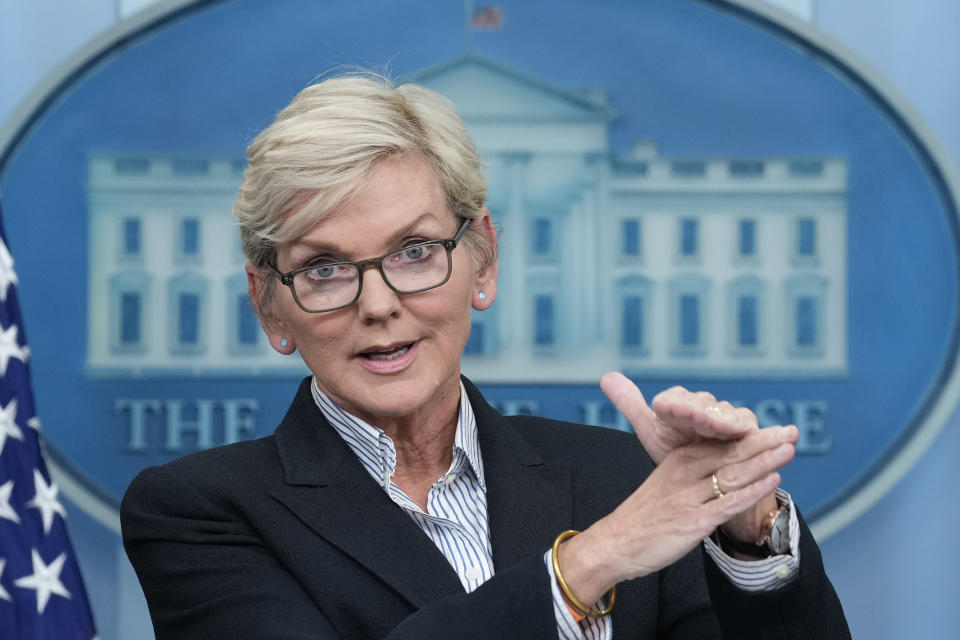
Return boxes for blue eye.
[403,245,426,260]
[309,264,336,279]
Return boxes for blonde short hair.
[234,74,495,312]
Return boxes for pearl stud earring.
[478,292,486,301]
[280,338,288,348]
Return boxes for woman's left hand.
[600,371,798,545]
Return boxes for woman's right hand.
[556,377,798,606]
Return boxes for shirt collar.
[310,377,485,490]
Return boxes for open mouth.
[360,342,415,361]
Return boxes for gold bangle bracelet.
[551,529,616,618]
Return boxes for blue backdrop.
[1,1,959,638]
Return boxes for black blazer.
[122,377,850,639]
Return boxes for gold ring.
[712,473,726,499]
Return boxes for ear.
[472,208,499,311]
[246,262,297,354]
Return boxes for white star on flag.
[0,558,12,602]
[0,479,20,524]
[0,196,96,634]
[14,549,72,614]
[0,397,23,456]
[26,469,66,535]
[0,324,28,376]
[0,237,18,302]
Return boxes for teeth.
[365,345,411,361]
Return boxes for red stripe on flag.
[471,6,503,29]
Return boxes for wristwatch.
[714,497,790,558]
[757,502,790,555]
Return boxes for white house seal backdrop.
[0,0,957,573]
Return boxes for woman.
[121,74,850,639]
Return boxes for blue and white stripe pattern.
[311,380,492,592]
[312,379,603,637]
[545,550,613,638]
[703,488,801,591]
[313,378,799,638]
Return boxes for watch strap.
[713,524,772,558]
[713,500,790,558]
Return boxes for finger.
[673,425,798,480]
[707,442,795,502]
[647,388,723,446]
[718,425,797,467]
[705,472,782,523]
[727,406,759,431]
[648,434,784,507]
[652,390,753,441]
[600,372,655,439]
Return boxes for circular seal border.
[1,0,958,540]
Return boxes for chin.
[362,374,457,422]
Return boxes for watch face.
[769,511,791,554]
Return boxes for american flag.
[0,197,97,638]
[470,5,503,29]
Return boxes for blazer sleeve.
[122,464,562,640]
[702,510,851,640]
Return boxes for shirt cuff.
[702,488,801,592]
[543,550,614,640]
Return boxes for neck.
[380,392,458,513]
[382,385,460,480]
[314,375,465,504]
[381,385,461,511]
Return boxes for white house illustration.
[85,54,848,382]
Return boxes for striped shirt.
[703,488,801,591]
[312,378,798,639]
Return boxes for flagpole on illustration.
[464,0,474,51]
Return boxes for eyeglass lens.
[292,242,450,312]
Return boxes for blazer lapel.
[268,379,465,608]
[463,378,575,572]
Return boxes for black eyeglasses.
[270,218,471,313]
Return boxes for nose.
[356,265,401,322]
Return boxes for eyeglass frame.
[268,217,472,314]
